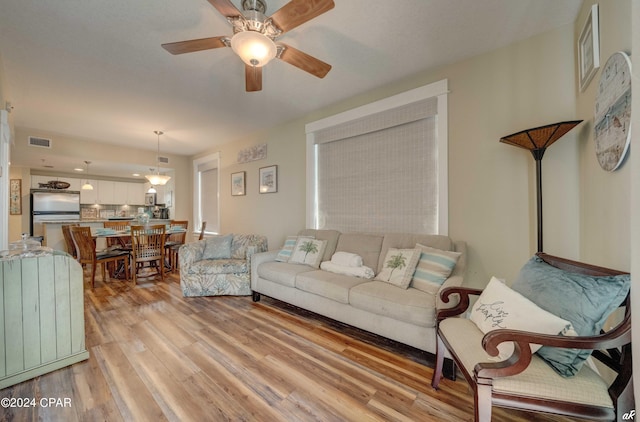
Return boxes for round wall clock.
[594,51,632,171]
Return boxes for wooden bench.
[431,253,632,421]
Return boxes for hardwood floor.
[1,272,582,421]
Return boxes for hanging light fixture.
[81,161,94,190]
[145,130,171,187]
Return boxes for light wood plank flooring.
[1,272,582,421]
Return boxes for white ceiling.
[0,0,583,175]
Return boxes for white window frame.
[305,79,449,234]
[192,152,220,235]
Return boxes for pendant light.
[81,161,94,190]
[145,130,171,186]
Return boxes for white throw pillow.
[289,238,327,268]
[469,277,575,360]
[375,248,421,289]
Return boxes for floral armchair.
[179,234,268,297]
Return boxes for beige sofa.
[251,229,466,356]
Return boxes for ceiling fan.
[162,0,334,92]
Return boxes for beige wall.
[201,23,580,288]
[9,127,192,238]
[576,0,631,271]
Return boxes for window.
[306,79,449,234]
[193,153,219,235]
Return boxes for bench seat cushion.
[257,261,316,287]
[349,281,436,328]
[295,271,369,304]
[439,317,613,409]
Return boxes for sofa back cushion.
[378,233,453,273]
[298,229,341,262]
[230,234,268,259]
[335,233,384,270]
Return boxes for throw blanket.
[331,251,364,267]
[321,261,375,279]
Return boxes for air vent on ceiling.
[158,156,169,164]
[28,136,52,148]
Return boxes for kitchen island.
[41,219,172,252]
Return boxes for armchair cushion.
[512,256,631,376]
[469,277,575,360]
[189,259,247,275]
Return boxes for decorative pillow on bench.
[511,256,631,377]
[469,277,576,360]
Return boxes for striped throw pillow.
[275,235,314,262]
[411,244,461,293]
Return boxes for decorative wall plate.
[594,51,632,171]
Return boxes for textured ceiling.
[0,0,582,175]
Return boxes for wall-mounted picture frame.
[145,192,156,206]
[9,179,21,215]
[259,165,277,194]
[578,4,600,92]
[231,171,246,196]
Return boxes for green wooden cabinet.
[0,253,89,388]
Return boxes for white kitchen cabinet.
[97,180,115,204]
[127,182,145,205]
[113,182,128,204]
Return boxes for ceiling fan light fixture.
[231,30,276,67]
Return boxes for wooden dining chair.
[198,221,207,240]
[130,224,166,284]
[165,220,188,273]
[103,221,132,249]
[61,223,80,258]
[70,226,130,288]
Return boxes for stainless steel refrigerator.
[30,190,81,236]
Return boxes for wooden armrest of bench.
[436,286,483,321]
[474,313,631,380]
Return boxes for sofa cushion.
[378,234,453,273]
[349,281,436,327]
[335,233,384,270]
[295,271,368,304]
[375,248,421,289]
[202,234,233,260]
[298,229,341,262]
[257,261,316,287]
[189,259,247,275]
[512,255,631,377]
[230,234,268,259]
[290,238,327,268]
[411,244,462,293]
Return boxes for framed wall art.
[578,4,600,92]
[9,179,21,215]
[231,171,246,196]
[259,165,277,194]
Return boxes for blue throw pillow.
[511,256,630,377]
[202,234,233,260]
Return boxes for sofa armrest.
[178,240,206,270]
[251,250,279,289]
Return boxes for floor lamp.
[500,120,582,252]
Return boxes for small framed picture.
[145,192,156,206]
[9,179,21,215]
[259,165,277,194]
[578,4,599,92]
[231,171,246,196]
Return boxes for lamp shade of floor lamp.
[500,120,582,252]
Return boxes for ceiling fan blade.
[162,36,228,55]
[206,0,243,18]
[270,0,335,34]
[278,43,331,78]
[245,65,263,92]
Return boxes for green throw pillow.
[202,234,233,260]
[511,256,630,377]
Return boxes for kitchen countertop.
[41,219,172,224]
